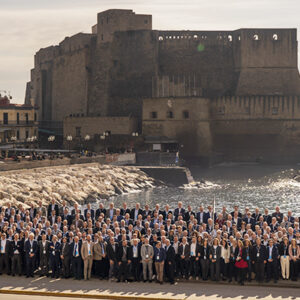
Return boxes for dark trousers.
[0,253,9,274]
[290,260,298,281]
[11,254,22,276]
[189,257,199,277]
[210,261,220,281]
[118,261,129,281]
[26,256,35,277]
[180,259,190,279]
[50,256,60,277]
[267,261,278,281]
[131,258,140,281]
[166,261,175,283]
[220,259,228,279]
[255,261,265,282]
[228,261,237,281]
[72,256,82,279]
[237,267,246,284]
[39,254,48,276]
[200,259,209,280]
[61,257,70,278]
[174,254,180,276]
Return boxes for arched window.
[253,34,259,40]
[272,34,278,40]
[166,111,174,119]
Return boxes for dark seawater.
[93,163,300,215]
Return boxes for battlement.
[97,9,152,43]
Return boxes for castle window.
[272,107,279,115]
[182,110,189,119]
[238,35,241,41]
[272,34,278,40]
[34,113,37,122]
[101,34,104,41]
[193,35,198,39]
[76,127,81,137]
[166,111,174,119]
[16,131,19,140]
[158,36,164,41]
[253,34,259,40]
[25,130,29,139]
[228,35,233,42]
[150,111,157,119]
[17,113,20,124]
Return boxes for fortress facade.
[25,9,300,162]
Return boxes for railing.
[0,121,37,126]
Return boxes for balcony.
[0,121,37,126]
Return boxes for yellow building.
[0,95,38,144]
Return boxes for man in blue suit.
[70,236,82,280]
[24,232,38,277]
[49,235,61,278]
[266,239,279,283]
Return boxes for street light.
[132,132,139,137]
[66,135,72,153]
[48,136,55,149]
[84,135,90,153]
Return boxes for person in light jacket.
[81,234,94,280]
[220,239,230,280]
[140,238,154,282]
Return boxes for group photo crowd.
[0,199,299,286]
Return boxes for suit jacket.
[81,241,94,260]
[106,242,118,261]
[174,208,185,220]
[95,208,106,219]
[60,242,70,259]
[72,219,84,229]
[116,245,132,262]
[120,208,131,216]
[49,241,61,260]
[38,240,50,259]
[0,239,11,255]
[251,245,267,263]
[178,243,190,260]
[130,208,143,220]
[243,217,255,229]
[140,244,154,261]
[10,240,23,257]
[84,209,95,220]
[184,211,195,222]
[196,211,205,224]
[154,247,166,262]
[47,204,59,217]
[106,209,116,220]
[93,242,106,260]
[272,212,283,223]
[165,245,176,264]
[209,245,221,261]
[204,211,217,224]
[200,245,210,259]
[266,246,279,261]
[70,242,82,258]
[24,240,38,258]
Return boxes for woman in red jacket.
[234,239,248,285]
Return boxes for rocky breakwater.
[0,163,156,208]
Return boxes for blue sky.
[0,0,299,103]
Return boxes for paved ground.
[0,275,299,300]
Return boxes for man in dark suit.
[116,239,132,282]
[189,236,201,278]
[84,204,95,221]
[120,202,131,216]
[60,236,71,278]
[48,210,57,226]
[47,199,59,218]
[204,206,217,224]
[251,237,267,283]
[0,233,11,275]
[10,233,23,276]
[24,233,38,277]
[130,238,141,281]
[96,203,106,220]
[230,205,242,218]
[38,234,50,276]
[184,205,195,222]
[61,208,72,227]
[252,208,261,223]
[130,203,143,223]
[232,211,242,230]
[196,206,205,224]
[49,235,61,278]
[263,208,272,225]
[106,203,116,221]
[142,205,152,219]
[70,236,82,280]
[178,237,190,279]
[272,206,283,224]
[165,239,176,284]
[106,237,118,279]
[174,202,185,221]
[266,239,279,283]
[243,212,255,230]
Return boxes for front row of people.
[1,231,299,284]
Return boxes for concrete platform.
[0,275,299,300]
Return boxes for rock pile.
[0,164,155,208]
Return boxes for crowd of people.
[0,200,299,286]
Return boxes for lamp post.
[84,134,90,154]
[48,135,55,149]
[66,135,72,153]
[11,136,17,151]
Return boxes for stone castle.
[25,9,300,162]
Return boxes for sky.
[0,0,300,103]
